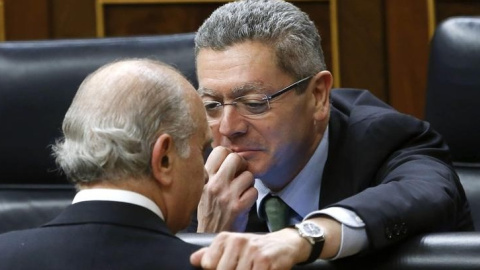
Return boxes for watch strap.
[298,238,324,265]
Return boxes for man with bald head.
[0,59,210,269]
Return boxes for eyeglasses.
[203,75,313,122]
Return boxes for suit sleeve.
[330,111,473,251]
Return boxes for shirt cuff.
[304,207,368,259]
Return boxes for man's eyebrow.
[198,82,269,98]
[197,87,214,96]
[232,82,266,96]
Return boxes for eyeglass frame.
[202,75,314,120]
[265,75,313,101]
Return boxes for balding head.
[53,59,199,185]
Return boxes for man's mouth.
[230,147,262,159]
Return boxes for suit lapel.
[320,105,355,208]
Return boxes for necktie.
[263,195,291,232]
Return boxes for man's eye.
[242,100,268,113]
[204,101,222,110]
[243,100,267,108]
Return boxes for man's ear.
[311,70,333,121]
[151,134,175,186]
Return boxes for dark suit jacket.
[0,201,201,270]
[245,89,473,251]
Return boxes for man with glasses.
[190,0,473,269]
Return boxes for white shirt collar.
[255,126,329,221]
[72,188,164,220]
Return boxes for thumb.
[190,247,207,267]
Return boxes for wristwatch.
[294,220,325,264]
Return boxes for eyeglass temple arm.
[267,75,313,100]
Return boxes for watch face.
[302,222,323,237]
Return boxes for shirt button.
[355,216,363,224]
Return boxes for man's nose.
[217,105,248,138]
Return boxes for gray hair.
[52,59,196,184]
[195,0,326,81]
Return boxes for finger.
[239,185,259,210]
[199,233,228,269]
[190,247,206,267]
[230,170,254,193]
[252,259,271,270]
[235,238,255,270]
[215,234,244,270]
[205,153,245,195]
[230,171,258,207]
[207,153,248,191]
[216,152,248,179]
[205,146,232,173]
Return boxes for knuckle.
[231,203,242,214]
[217,231,230,240]
[246,241,260,254]
[208,184,222,196]
[227,152,242,163]
[230,235,245,246]
[254,251,273,266]
[216,146,232,155]
[239,170,254,182]
[218,193,231,205]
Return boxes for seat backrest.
[0,184,76,234]
[0,33,196,185]
[458,167,480,230]
[425,17,480,230]
[425,17,480,164]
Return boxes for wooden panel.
[102,3,222,36]
[386,0,430,119]
[0,0,5,41]
[96,0,339,86]
[50,0,96,38]
[3,0,49,40]
[96,0,236,37]
[337,0,387,101]
[292,1,335,85]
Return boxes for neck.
[261,132,324,192]
[78,177,163,207]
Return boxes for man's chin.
[246,160,268,178]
